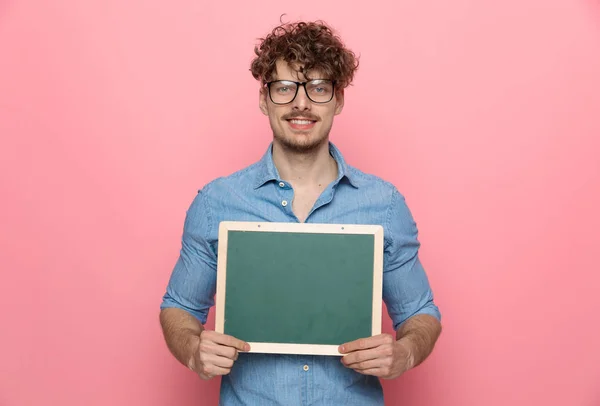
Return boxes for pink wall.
[1,0,599,405]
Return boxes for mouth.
[286,118,317,131]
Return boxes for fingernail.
[245,344,251,351]
[339,345,345,352]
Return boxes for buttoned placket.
[300,356,313,406]
[277,179,340,223]
[277,180,293,217]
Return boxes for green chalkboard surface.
[215,222,383,356]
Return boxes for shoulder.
[198,160,262,198]
[346,164,406,202]
[185,160,260,223]
[345,164,416,235]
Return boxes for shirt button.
[279,182,285,188]
[303,365,309,371]
[281,200,288,207]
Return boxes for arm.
[339,314,441,379]
[396,313,442,370]
[159,307,204,370]
[159,189,248,380]
[340,188,442,378]
[160,307,249,380]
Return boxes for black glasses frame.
[265,79,337,105]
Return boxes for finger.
[345,358,386,371]
[200,352,235,369]
[203,331,250,352]
[351,367,386,377]
[200,363,232,377]
[339,335,388,353]
[341,347,384,367]
[339,334,393,354]
[199,341,239,360]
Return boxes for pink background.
[1,0,599,405]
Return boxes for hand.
[187,330,250,380]
[338,334,414,379]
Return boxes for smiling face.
[259,59,344,153]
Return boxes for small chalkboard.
[215,221,383,356]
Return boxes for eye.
[308,81,332,94]
[273,81,296,94]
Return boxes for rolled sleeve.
[160,189,217,325]
[382,188,441,331]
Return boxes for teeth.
[290,119,313,125]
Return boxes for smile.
[286,119,317,130]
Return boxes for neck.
[272,140,338,188]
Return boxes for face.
[259,59,344,153]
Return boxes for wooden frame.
[215,221,384,356]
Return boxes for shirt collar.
[253,142,360,189]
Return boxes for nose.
[291,84,311,111]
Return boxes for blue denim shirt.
[161,142,441,406]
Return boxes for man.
[160,20,442,405]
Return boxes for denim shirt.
[161,142,441,406]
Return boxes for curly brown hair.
[250,20,359,90]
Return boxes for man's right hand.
[187,330,251,380]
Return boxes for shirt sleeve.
[160,189,217,325]
[383,188,441,331]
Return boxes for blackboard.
[215,221,383,356]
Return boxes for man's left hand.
[338,334,415,379]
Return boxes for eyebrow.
[272,78,331,82]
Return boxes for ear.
[334,89,345,115]
[259,88,269,116]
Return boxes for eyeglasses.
[266,79,336,105]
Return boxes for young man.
[160,21,442,405]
